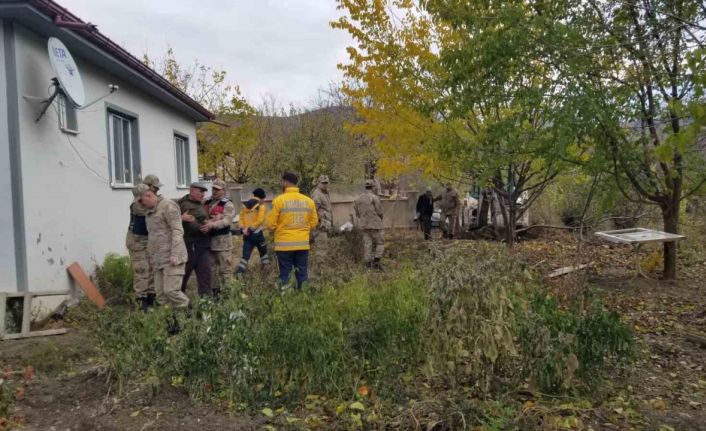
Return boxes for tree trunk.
[661,202,679,280]
[505,199,516,248]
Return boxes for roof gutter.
[28,0,214,121]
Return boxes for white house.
[0,0,213,295]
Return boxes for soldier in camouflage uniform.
[310,174,332,254]
[127,183,155,310]
[201,179,235,294]
[142,174,163,193]
[140,188,189,309]
[353,180,385,270]
[436,183,461,239]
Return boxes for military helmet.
[142,174,163,188]
[318,174,330,184]
[212,179,227,190]
[364,179,375,189]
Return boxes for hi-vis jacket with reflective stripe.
[239,198,266,232]
[266,187,318,251]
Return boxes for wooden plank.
[548,263,593,278]
[2,328,69,341]
[4,289,71,298]
[66,262,106,309]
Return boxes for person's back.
[269,187,318,250]
[354,190,383,230]
[266,173,318,290]
[353,181,385,269]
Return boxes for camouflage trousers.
[310,229,329,256]
[127,237,154,298]
[442,211,458,238]
[154,264,190,308]
[361,229,384,262]
[211,249,233,290]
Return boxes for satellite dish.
[47,37,85,107]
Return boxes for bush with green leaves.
[94,253,133,305]
[90,244,633,408]
[518,294,634,393]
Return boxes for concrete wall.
[9,23,199,293]
[0,20,20,293]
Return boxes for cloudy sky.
[58,0,353,107]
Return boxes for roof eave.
[0,0,213,122]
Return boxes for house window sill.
[61,127,80,136]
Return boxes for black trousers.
[181,240,213,296]
[420,216,432,240]
[236,231,269,273]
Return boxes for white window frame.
[106,106,141,188]
[57,91,78,134]
[174,132,191,189]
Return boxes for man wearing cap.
[266,173,318,291]
[142,174,163,193]
[178,182,213,297]
[140,188,189,310]
[353,180,385,270]
[310,174,333,253]
[416,187,435,240]
[201,179,235,293]
[127,183,155,310]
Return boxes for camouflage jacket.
[311,188,333,231]
[206,197,235,251]
[438,188,460,213]
[146,197,188,269]
[353,191,384,230]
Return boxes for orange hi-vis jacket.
[266,187,318,251]
[239,198,266,233]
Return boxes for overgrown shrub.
[90,244,634,409]
[94,253,133,305]
[91,272,426,404]
[518,294,634,392]
[424,244,526,392]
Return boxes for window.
[107,109,141,187]
[174,134,191,188]
[57,92,78,133]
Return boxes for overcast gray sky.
[58,0,353,107]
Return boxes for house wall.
[12,23,199,294]
[0,20,20,293]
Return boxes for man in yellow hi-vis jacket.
[266,173,318,290]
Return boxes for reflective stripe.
[280,208,312,214]
[274,241,310,248]
[239,258,248,265]
[253,227,263,234]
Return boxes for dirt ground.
[2,230,705,430]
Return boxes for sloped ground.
[1,230,705,430]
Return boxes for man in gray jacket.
[353,179,384,270]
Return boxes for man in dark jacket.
[178,182,213,297]
[416,187,434,240]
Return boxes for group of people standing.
[125,172,387,314]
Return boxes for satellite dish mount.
[35,37,86,123]
[35,77,61,123]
